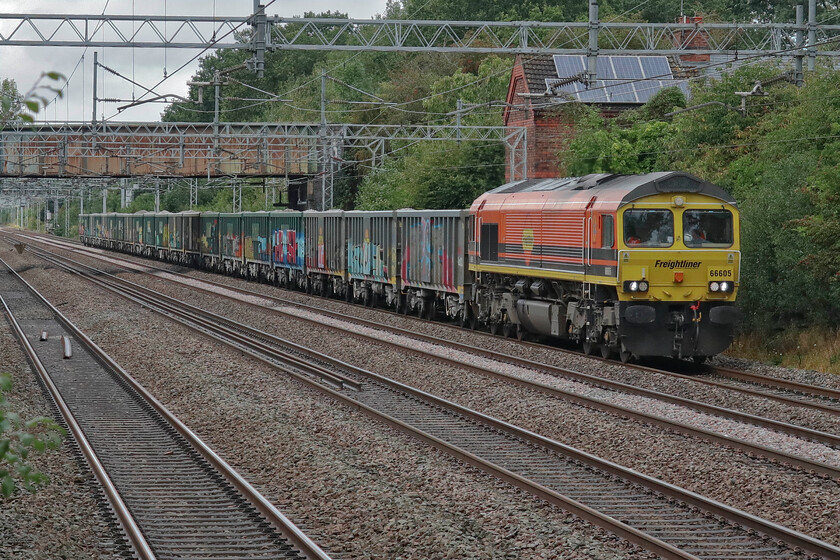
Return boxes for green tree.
[387,0,803,23]
[562,87,684,175]
[560,63,840,331]
[1,72,64,126]
[0,79,22,122]
[162,12,346,124]
[354,56,510,209]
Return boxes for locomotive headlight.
[720,281,731,292]
[709,281,720,292]
[623,280,648,293]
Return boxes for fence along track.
[22,242,840,560]
[0,257,331,560]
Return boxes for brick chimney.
[675,15,710,64]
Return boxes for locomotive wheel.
[489,321,499,336]
[692,355,708,364]
[393,295,403,314]
[417,300,426,318]
[502,321,513,338]
[469,313,479,330]
[459,307,470,328]
[371,291,379,309]
[600,343,612,359]
[619,342,633,364]
[582,341,593,356]
[426,301,436,321]
[516,325,526,341]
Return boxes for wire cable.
[102,0,280,122]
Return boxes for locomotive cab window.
[683,209,733,248]
[601,215,614,248]
[480,223,499,261]
[623,210,673,247]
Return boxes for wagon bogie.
[303,210,347,297]
[396,209,470,320]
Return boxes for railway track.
[14,235,840,475]
[705,363,840,406]
[0,257,332,560]
[18,230,840,418]
[19,231,840,415]
[10,235,840,559]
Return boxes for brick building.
[504,49,697,180]
[503,55,628,180]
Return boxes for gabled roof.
[520,55,557,95]
[512,54,689,106]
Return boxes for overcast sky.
[0,1,389,122]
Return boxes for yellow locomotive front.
[617,192,742,361]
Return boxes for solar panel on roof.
[640,56,672,78]
[549,55,688,104]
[608,81,637,103]
[634,80,661,102]
[586,83,612,103]
[599,58,617,80]
[612,56,643,80]
[552,55,586,79]
[544,78,584,99]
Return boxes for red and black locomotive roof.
[481,171,736,208]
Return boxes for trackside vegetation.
[0,374,64,498]
[4,0,840,370]
[1,74,67,498]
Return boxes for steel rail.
[276,304,840,448]
[0,256,333,560]
[54,254,363,392]
[16,232,840,418]
[24,245,840,559]
[21,244,840,560]
[139,261,840,445]
[48,230,840,415]
[17,235,840,477]
[14,242,704,560]
[175,284,840,478]
[712,364,840,401]
[0,266,155,560]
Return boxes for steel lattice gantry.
[0,121,527,180]
[1,13,838,57]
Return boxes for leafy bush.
[0,374,65,498]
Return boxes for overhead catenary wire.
[155,1,816,123]
[105,14,832,197]
[20,0,838,199]
[102,0,280,123]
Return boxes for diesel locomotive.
[80,171,741,362]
